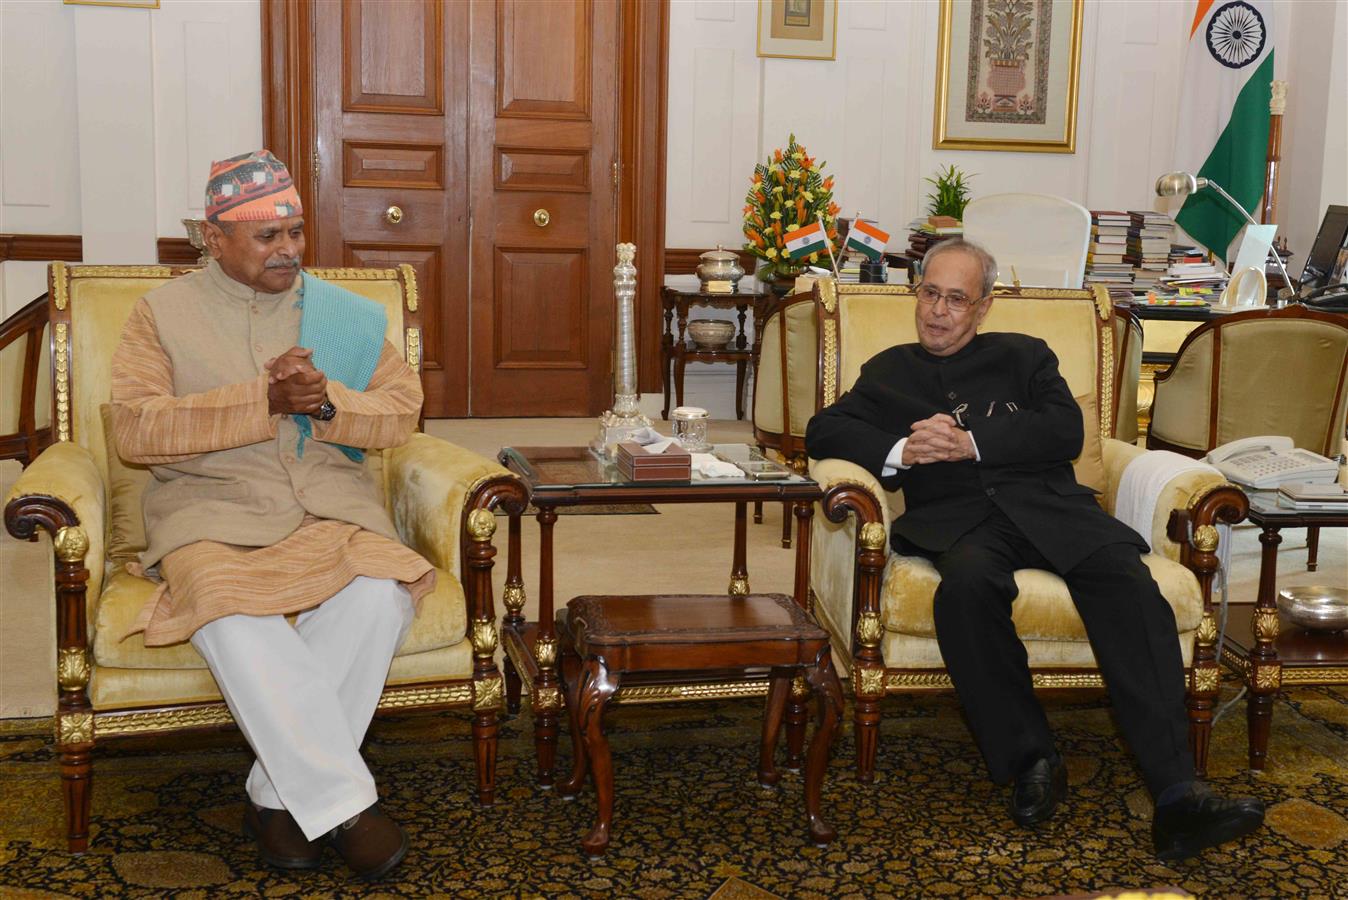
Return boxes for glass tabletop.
[1245,489,1348,524]
[500,444,815,491]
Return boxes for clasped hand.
[265,346,327,416]
[901,413,976,466]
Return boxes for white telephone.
[1205,436,1339,489]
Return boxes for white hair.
[922,239,999,297]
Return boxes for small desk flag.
[844,220,889,260]
[784,220,828,259]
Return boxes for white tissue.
[692,453,744,478]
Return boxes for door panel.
[314,0,468,415]
[469,0,617,415]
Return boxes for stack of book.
[904,217,961,268]
[1086,211,1134,287]
[1125,211,1173,291]
[1277,482,1348,511]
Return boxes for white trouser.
[191,576,415,840]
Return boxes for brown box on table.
[614,442,692,482]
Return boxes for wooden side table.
[554,593,843,856]
[660,285,779,420]
[1220,494,1348,769]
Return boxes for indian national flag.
[1173,0,1275,256]
[844,220,889,261]
[784,220,828,259]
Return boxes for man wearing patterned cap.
[109,150,424,880]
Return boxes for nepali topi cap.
[205,150,303,222]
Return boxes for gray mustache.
[265,260,300,270]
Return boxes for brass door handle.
[533,208,551,227]
[385,205,404,225]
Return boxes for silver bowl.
[686,318,735,350]
[1276,586,1348,632]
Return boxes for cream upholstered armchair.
[807,282,1247,782]
[1148,305,1348,458]
[4,263,528,851]
[1111,305,1143,443]
[752,292,819,546]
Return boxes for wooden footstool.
[554,593,843,856]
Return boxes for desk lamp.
[1155,171,1293,298]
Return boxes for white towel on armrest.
[1116,450,1231,569]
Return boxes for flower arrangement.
[742,134,839,279]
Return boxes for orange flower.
[775,234,785,249]
[823,176,834,190]
[773,221,782,236]
[795,196,805,222]
[827,228,837,240]
[753,213,764,227]
[774,149,783,162]
[752,172,762,184]
[775,168,785,185]
[828,202,840,216]
[754,190,764,202]
[746,230,766,248]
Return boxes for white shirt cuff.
[881,437,910,477]
[968,431,982,462]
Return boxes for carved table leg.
[578,656,621,857]
[793,500,813,608]
[673,302,689,412]
[758,668,792,788]
[735,358,747,420]
[534,507,560,787]
[729,502,749,597]
[753,500,764,525]
[803,648,842,845]
[784,674,809,771]
[1306,525,1320,572]
[1248,525,1283,770]
[556,639,589,799]
[503,514,526,715]
[781,502,792,549]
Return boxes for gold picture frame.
[757,0,838,61]
[934,0,1083,153]
[63,0,159,7]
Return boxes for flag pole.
[820,207,841,279]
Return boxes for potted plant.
[925,164,975,222]
[742,134,840,281]
[982,0,1034,110]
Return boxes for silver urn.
[697,245,745,291]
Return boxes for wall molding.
[664,247,756,275]
[156,238,200,266]
[0,234,83,264]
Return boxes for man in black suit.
[805,239,1263,861]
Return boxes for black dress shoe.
[242,801,324,870]
[1010,756,1067,827]
[1152,783,1264,861]
[329,802,409,881]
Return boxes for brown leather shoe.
[328,803,409,881]
[242,802,324,870]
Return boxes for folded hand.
[903,413,976,465]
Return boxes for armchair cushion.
[92,564,466,670]
[881,552,1203,642]
[99,405,152,565]
[1072,391,1105,493]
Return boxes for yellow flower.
[772,186,784,193]
[766,248,778,259]
[801,191,813,201]
[787,170,801,180]
[809,253,819,263]
[792,152,804,161]
[786,223,800,233]
[769,211,782,220]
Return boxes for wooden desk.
[660,284,779,420]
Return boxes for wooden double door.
[274,0,623,416]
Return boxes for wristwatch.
[313,397,337,421]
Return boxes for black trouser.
[922,508,1195,798]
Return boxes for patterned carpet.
[1,680,1345,899]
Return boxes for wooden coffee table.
[554,593,842,856]
[493,446,824,787]
[1220,492,1348,769]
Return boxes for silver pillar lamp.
[1154,171,1293,298]
[593,243,652,454]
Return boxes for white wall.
[0,0,261,317]
[665,0,1343,414]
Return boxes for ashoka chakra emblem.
[1206,1,1266,69]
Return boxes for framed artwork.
[63,0,159,6]
[757,0,838,61]
[933,0,1083,153]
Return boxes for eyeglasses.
[916,283,983,313]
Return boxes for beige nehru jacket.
[110,262,433,645]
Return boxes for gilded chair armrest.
[385,433,521,577]
[1101,438,1232,563]
[4,441,108,646]
[808,457,894,534]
